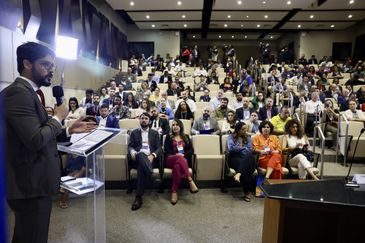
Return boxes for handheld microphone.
[52,86,64,106]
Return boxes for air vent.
[161,24,169,27]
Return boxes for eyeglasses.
[37,60,54,70]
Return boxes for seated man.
[270,106,291,135]
[236,97,255,121]
[258,97,278,121]
[128,113,162,211]
[209,89,224,110]
[192,106,220,135]
[157,98,174,120]
[150,106,170,136]
[108,95,131,119]
[214,97,234,120]
[304,91,324,136]
[97,104,120,128]
[245,112,260,135]
[86,93,101,117]
[199,89,211,102]
[344,100,365,121]
[176,90,197,112]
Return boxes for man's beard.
[237,98,242,102]
[141,123,149,129]
[203,113,210,119]
[32,67,52,87]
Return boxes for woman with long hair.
[252,121,283,179]
[164,119,198,205]
[282,119,319,180]
[123,92,139,109]
[220,77,233,92]
[140,98,151,113]
[65,97,85,127]
[221,110,237,135]
[174,101,194,122]
[227,122,256,201]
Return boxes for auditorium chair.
[104,133,129,182]
[192,135,223,181]
[119,119,140,133]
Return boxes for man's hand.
[148,154,154,163]
[68,116,97,135]
[54,104,68,121]
[131,152,136,161]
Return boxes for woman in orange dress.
[252,121,283,179]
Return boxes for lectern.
[57,127,122,243]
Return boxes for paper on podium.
[68,129,114,154]
[61,177,104,195]
[352,174,365,184]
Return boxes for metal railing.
[288,92,294,116]
[313,125,326,179]
[335,113,350,166]
[294,113,300,123]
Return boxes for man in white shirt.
[304,91,324,135]
[209,89,224,110]
[176,90,196,112]
[230,92,244,110]
[344,100,365,121]
[193,64,207,77]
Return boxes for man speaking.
[1,42,97,243]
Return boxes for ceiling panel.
[206,33,262,40]
[211,11,288,21]
[281,21,356,30]
[135,21,201,29]
[315,0,365,10]
[210,21,278,29]
[291,10,365,21]
[213,0,313,10]
[128,11,202,21]
[106,0,204,10]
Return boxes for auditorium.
[1,0,365,242]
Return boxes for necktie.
[153,119,157,128]
[36,89,45,107]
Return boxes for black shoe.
[131,196,143,211]
[151,174,161,187]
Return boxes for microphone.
[345,127,365,185]
[52,86,64,106]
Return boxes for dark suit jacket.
[2,78,67,199]
[150,117,170,136]
[167,88,181,97]
[159,75,172,83]
[96,115,120,128]
[258,107,278,121]
[86,104,100,117]
[164,135,194,167]
[235,107,255,121]
[128,128,162,167]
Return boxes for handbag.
[290,146,314,162]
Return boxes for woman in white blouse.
[281,119,319,180]
[65,97,85,127]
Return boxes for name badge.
[177,145,184,154]
[142,141,149,151]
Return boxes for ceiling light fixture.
[262,1,267,4]
[177,1,182,6]
[298,24,301,28]
[287,0,292,5]
[349,0,355,4]
[257,24,261,28]
[183,24,187,28]
[130,1,134,6]
[244,35,248,38]
[348,14,353,18]
[310,15,314,19]
[193,35,196,38]
[270,36,273,39]
[182,15,186,18]
[151,24,155,28]
[330,24,335,28]
[237,0,242,5]
[146,15,150,19]
[232,35,235,38]
[241,24,244,27]
[224,24,228,27]
[219,35,222,38]
[246,15,249,18]
[227,15,231,19]
[264,15,268,19]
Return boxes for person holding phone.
[281,119,319,180]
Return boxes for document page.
[68,129,114,153]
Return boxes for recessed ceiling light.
[349,0,355,4]
[237,0,242,5]
[244,35,248,38]
[310,15,314,19]
[246,15,249,18]
[297,24,301,28]
[232,35,235,38]
[193,35,196,38]
[330,24,335,28]
[270,36,273,39]
[219,35,222,38]
[287,0,292,5]
[177,1,182,6]
[264,15,268,19]
[182,15,186,18]
[146,15,150,19]
[130,1,134,6]
[262,1,267,4]
[227,15,231,19]
[257,24,261,28]
[224,24,228,27]
[151,24,155,28]
[348,14,353,18]
[241,24,244,27]
[183,24,187,28]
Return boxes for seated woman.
[174,101,194,122]
[219,77,233,92]
[282,120,319,180]
[221,110,237,135]
[227,122,256,202]
[123,92,139,109]
[65,97,85,127]
[252,121,283,179]
[164,119,198,205]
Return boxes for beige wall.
[126,25,180,59]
